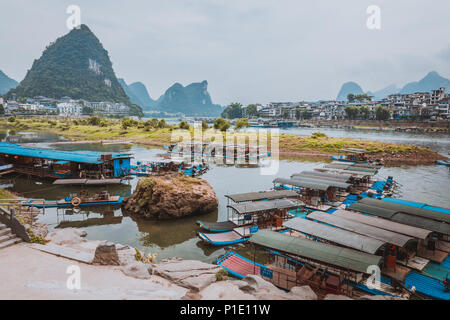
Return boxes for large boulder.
[122,176,218,219]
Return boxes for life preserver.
[71,197,81,207]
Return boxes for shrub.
[311,131,327,138]
[179,120,190,130]
[235,118,249,129]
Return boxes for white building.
[57,102,83,116]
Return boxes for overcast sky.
[1,0,449,105]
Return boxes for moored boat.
[26,190,123,208]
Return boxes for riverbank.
[0,231,400,300]
[1,117,448,165]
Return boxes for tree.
[347,94,355,102]
[295,108,301,120]
[178,120,190,130]
[121,117,133,129]
[214,118,231,131]
[344,106,359,120]
[87,116,101,126]
[354,93,372,102]
[235,118,249,129]
[157,119,166,128]
[281,109,290,119]
[302,110,312,120]
[221,102,243,119]
[359,105,370,120]
[245,104,258,117]
[375,105,391,121]
[82,106,94,115]
[201,120,209,130]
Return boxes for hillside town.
[246,87,450,121]
[1,88,449,122]
[0,95,130,117]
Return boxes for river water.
[0,129,449,263]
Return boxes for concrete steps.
[0,223,22,249]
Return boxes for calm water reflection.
[0,129,449,263]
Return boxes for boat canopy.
[273,177,331,191]
[347,203,450,236]
[292,171,353,182]
[359,198,450,224]
[225,190,299,203]
[227,199,299,215]
[0,142,131,164]
[332,209,432,240]
[307,211,415,247]
[289,175,352,190]
[249,230,382,274]
[283,217,386,254]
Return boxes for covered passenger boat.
[0,142,132,180]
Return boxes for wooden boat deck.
[382,264,411,282]
[417,248,448,264]
[27,196,122,208]
[397,255,430,271]
[217,252,261,279]
[436,240,450,253]
[196,220,236,232]
[53,179,122,185]
[198,230,246,245]
[304,204,332,212]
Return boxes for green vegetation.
[375,105,391,121]
[215,269,229,281]
[4,24,143,117]
[347,93,372,102]
[0,116,441,164]
[213,118,231,131]
[245,104,258,117]
[221,102,243,119]
[178,120,190,130]
[235,118,249,129]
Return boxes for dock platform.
[53,179,123,185]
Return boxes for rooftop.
[225,190,300,203]
[0,143,132,164]
[249,230,382,274]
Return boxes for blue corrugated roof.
[405,272,449,300]
[0,143,131,164]
[383,198,450,215]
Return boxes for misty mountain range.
[337,71,450,101]
[0,24,223,117]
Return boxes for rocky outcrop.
[150,258,221,291]
[199,275,318,300]
[122,176,218,220]
[92,241,120,265]
[121,262,152,279]
[46,228,87,245]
